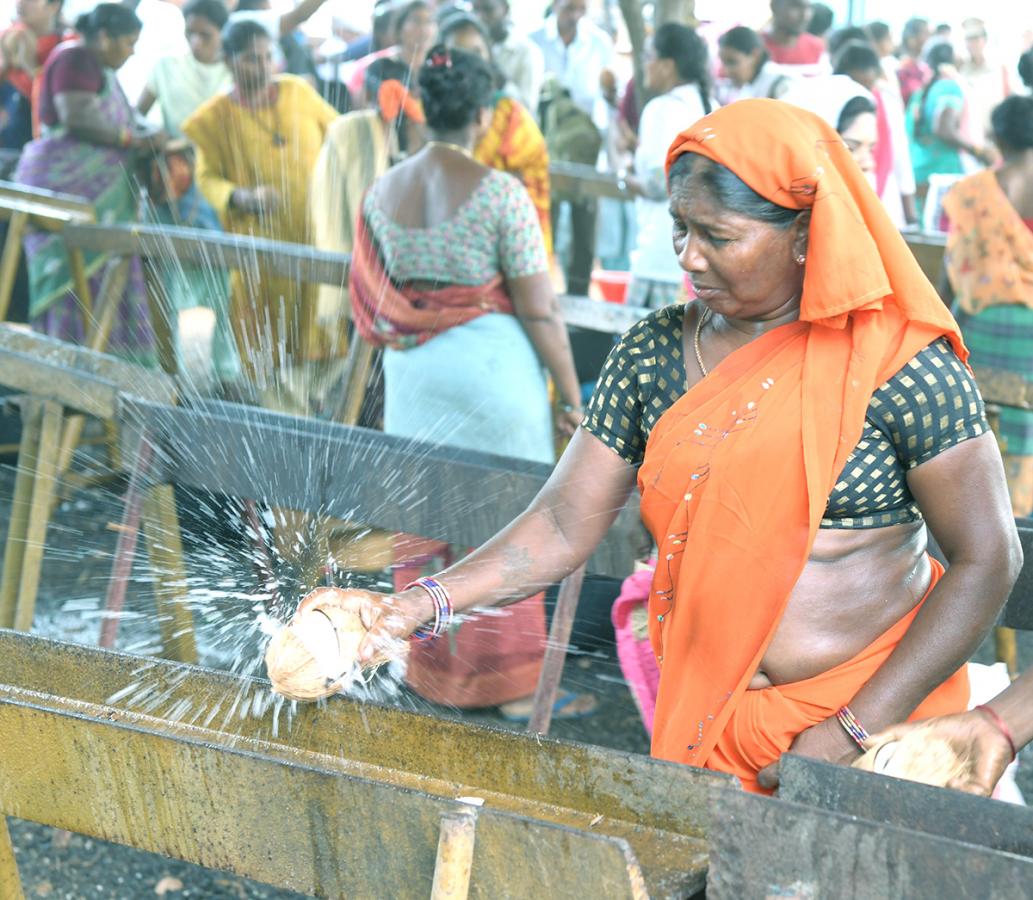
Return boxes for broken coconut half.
[265,586,391,701]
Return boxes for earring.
[795,254,806,265]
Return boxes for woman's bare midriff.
[748,520,930,689]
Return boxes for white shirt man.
[493,28,545,113]
[530,10,614,130]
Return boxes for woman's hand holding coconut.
[264,585,435,701]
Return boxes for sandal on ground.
[498,691,598,723]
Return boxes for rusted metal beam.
[0,631,728,898]
[120,397,644,579]
[778,755,1033,857]
[707,787,1033,899]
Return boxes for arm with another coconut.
[855,667,1033,796]
[265,432,638,701]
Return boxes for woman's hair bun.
[418,43,494,133]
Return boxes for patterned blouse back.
[583,305,989,529]
[363,167,548,285]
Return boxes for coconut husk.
[265,586,378,701]
[852,725,972,788]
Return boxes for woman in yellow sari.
[183,19,337,383]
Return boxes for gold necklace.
[424,140,475,159]
[694,306,712,377]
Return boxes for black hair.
[833,41,880,77]
[182,0,228,30]
[992,95,1033,152]
[418,44,494,132]
[233,0,267,10]
[807,3,834,37]
[902,17,928,44]
[396,0,431,32]
[654,23,712,114]
[1018,49,1033,90]
[439,11,490,47]
[836,94,876,133]
[719,25,763,56]
[866,21,890,45]
[75,3,141,40]
[365,56,414,98]
[826,26,868,60]
[667,154,800,229]
[221,19,270,57]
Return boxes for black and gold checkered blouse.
[583,305,989,529]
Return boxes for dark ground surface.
[1,456,1030,899]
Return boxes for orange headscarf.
[640,99,965,770]
[377,79,425,124]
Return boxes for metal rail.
[120,396,643,581]
[63,221,649,338]
[0,630,727,899]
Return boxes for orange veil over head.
[639,99,965,770]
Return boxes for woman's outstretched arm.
[356,429,638,661]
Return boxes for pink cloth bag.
[611,561,660,734]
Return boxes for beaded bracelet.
[976,705,1018,762]
[406,576,453,641]
[836,705,870,752]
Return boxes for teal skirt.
[383,313,554,464]
[956,304,1033,455]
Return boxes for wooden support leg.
[12,400,63,632]
[430,809,477,900]
[53,257,130,488]
[141,484,197,664]
[331,336,376,426]
[0,210,28,322]
[67,249,93,316]
[0,817,25,900]
[100,434,154,650]
[0,401,43,629]
[143,259,178,376]
[995,626,1019,680]
[527,564,587,735]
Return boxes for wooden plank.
[559,294,647,335]
[0,325,176,406]
[549,162,632,202]
[0,210,28,321]
[778,755,1033,857]
[0,402,42,629]
[0,180,93,214]
[707,787,1033,900]
[0,351,120,418]
[63,222,350,288]
[0,815,23,900]
[12,399,62,631]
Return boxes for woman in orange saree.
[330,99,1021,794]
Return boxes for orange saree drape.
[639,100,968,783]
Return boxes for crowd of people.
[0,0,1031,795]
